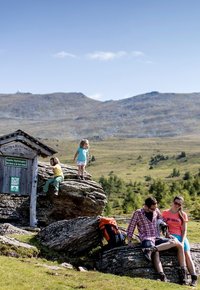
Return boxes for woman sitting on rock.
[162,196,198,287]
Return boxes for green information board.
[10,177,20,193]
[5,157,27,168]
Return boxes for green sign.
[5,157,27,168]
[10,177,20,193]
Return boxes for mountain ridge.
[0,91,200,139]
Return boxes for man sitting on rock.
[127,196,187,284]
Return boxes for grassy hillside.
[42,135,200,182]
[1,135,200,289]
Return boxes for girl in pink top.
[162,196,197,287]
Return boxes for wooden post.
[30,156,38,227]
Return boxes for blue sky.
[0,0,200,100]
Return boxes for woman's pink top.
[162,209,188,236]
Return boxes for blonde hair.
[79,139,89,148]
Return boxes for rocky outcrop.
[38,217,101,256]
[36,162,106,226]
[0,162,107,226]
[95,243,200,284]
[37,216,200,285]
[0,235,38,257]
[0,223,31,236]
[38,216,101,255]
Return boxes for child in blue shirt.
[73,139,89,180]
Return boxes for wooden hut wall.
[0,156,32,195]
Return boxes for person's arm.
[127,211,138,245]
[179,210,187,243]
[73,150,78,161]
[86,149,89,164]
[161,210,172,238]
[181,220,187,244]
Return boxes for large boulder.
[38,216,101,255]
[95,243,200,284]
[36,162,106,226]
[37,216,200,285]
[0,162,107,226]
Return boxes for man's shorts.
[141,237,170,249]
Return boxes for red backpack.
[99,217,125,248]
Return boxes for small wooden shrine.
[0,129,57,227]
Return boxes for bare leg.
[156,240,186,268]
[78,165,81,175]
[82,165,85,178]
[185,251,196,275]
[152,251,163,273]
[152,252,167,281]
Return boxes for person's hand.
[168,234,176,239]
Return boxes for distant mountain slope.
[0,91,200,139]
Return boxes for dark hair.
[173,196,184,222]
[50,157,59,166]
[173,196,184,203]
[145,197,157,208]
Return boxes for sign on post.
[5,157,27,168]
[10,177,20,193]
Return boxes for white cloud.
[53,51,77,59]
[88,93,104,100]
[144,60,154,64]
[131,50,145,57]
[87,51,127,61]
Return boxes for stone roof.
[0,129,57,157]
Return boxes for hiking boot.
[142,247,157,261]
[190,275,198,287]
[158,272,167,282]
[178,267,187,285]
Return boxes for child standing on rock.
[43,157,64,195]
[73,139,89,180]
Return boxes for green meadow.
[4,136,198,290]
[0,255,194,290]
[44,135,200,182]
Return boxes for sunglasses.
[174,201,182,207]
